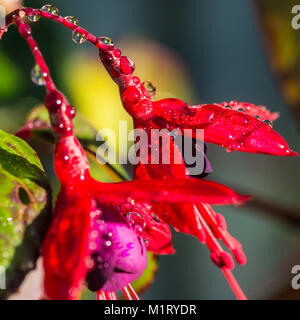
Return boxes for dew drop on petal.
[98,36,114,47]
[142,81,156,97]
[89,242,97,250]
[72,31,86,44]
[28,15,40,22]
[120,56,135,74]
[105,241,112,247]
[263,119,273,127]
[225,105,232,109]
[64,16,79,26]
[41,4,60,16]
[127,242,134,249]
[238,108,245,112]
[134,224,144,236]
[31,64,45,86]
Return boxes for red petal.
[150,99,297,156]
[141,207,175,255]
[153,203,206,243]
[219,101,279,122]
[91,177,249,205]
[43,188,94,300]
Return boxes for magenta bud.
[86,205,147,292]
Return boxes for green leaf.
[0,129,52,299]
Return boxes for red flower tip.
[243,126,297,157]
[286,150,298,157]
[232,248,247,266]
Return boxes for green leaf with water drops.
[131,252,158,296]
[0,129,52,299]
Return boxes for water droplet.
[89,242,97,250]
[225,105,232,109]
[120,56,135,74]
[143,81,156,97]
[121,249,130,257]
[72,31,86,44]
[263,119,273,127]
[127,242,134,249]
[125,212,146,227]
[125,212,146,236]
[41,4,60,16]
[132,76,140,84]
[114,49,121,58]
[105,241,112,247]
[91,230,98,238]
[85,257,94,269]
[98,36,114,47]
[28,15,40,22]
[31,64,45,86]
[238,108,245,112]
[254,115,260,119]
[64,16,79,25]
[68,287,79,298]
[134,224,144,236]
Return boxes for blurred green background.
[0,0,300,299]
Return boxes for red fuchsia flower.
[2,8,251,300]
[3,6,298,301]
[94,29,297,299]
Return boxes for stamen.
[122,286,133,300]
[105,292,117,300]
[197,204,247,265]
[127,284,140,300]
[194,205,247,300]
[222,268,247,300]
[96,290,107,300]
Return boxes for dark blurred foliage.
[0,0,300,299]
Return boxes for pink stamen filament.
[122,286,133,300]
[127,284,140,300]
[194,205,247,300]
[96,291,107,300]
[222,268,247,301]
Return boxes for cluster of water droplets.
[64,16,87,45]
[225,104,273,127]
[123,211,146,237]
